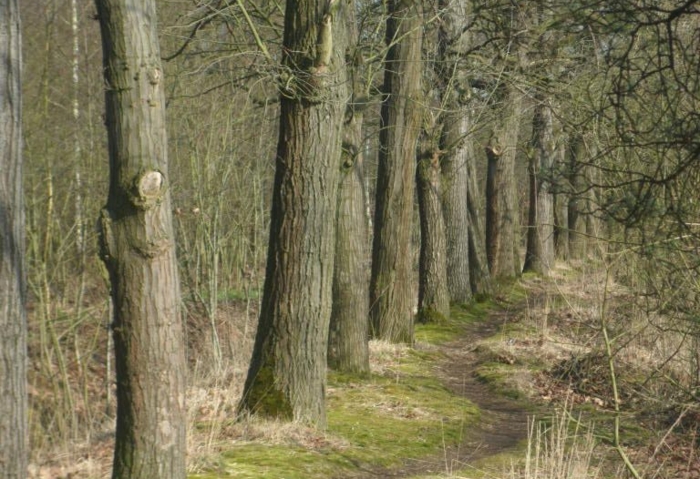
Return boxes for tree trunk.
[567,135,587,259]
[0,0,27,475]
[369,0,423,343]
[417,148,451,322]
[328,8,370,375]
[523,99,555,274]
[95,2,187,478]
[440,112,471,303]
[239,0,348,426]
[466,145,492,295]
[553,140,570,260]
[484,90,523,279]
[436,0,471,303]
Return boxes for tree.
[417,144,451,322]
[0,0,27,476]
[238,0,348,426]
[370,0,423,343]
[523,96,556,274]
[95,1,187,477]
[435,0,472,304]
[328,4,370,375]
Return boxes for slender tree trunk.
[328,8,370,375]
[0,0,27,475]
[485,90,523,279]
[466,144,492,295]
[523,99,555,274]
[417,147,451,322]
[95,1,187,477]
[370,0,423,343]
[553,140,570,260]
[567,135,587,259]
[239,0,348,426]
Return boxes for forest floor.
[29,261,700,478]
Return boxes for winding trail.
[344,299,534,478]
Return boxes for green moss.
[243,364,293,420]
[416,307,448,325]
[189,444,355,479]
[474,362,523,400]
[327,373,479,467]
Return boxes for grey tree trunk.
[523,99,555,274]
[553,140,570,260]
[0,0,27,475]
[95,1,187,477]
[436,0,472,303]
[466,144,492,295]
[239,0,348,426]
[567,135,588,259]
[328,7,370,375]
[370,0,423,343]
[485,90,523,279]
[440,112,471,303]
[417,147,451,322]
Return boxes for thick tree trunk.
[523,99,555,274]
[440,112,471,303]
[485,90,523,279]
[417,148,451,322]
[328,11,370,374]
[0,1,27,475]
[95,2,187,478]
[239,0,347,426]
[436,0,471,303]
[370,0,423,343]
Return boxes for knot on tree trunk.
[131,170,165,209]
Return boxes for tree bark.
[239,0,348,426]
[0,0,27,475]
[328,8,370,375]
[466,145,492,295]
[523,99,555,274]
[436,0,472,303]
[95,1,187,478]
[417,148,451,322]
[370,0,423,343]
[485,90,523,279]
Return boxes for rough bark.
[95,1,187,478]
[328,8,370,375]
[239,0,348,426]
[567,135,588,259]
[435,0,472,303]
[466,146,492,295]
[417,148,451,322]
[523,99,555,274]
[485,90,523,279]
[553,140,570,260]
[440,112,471,303]
[369,0,423,343]
[0,0,27,475]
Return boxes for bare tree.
[95,1,187,477]
[0,0,27,475]
[370,0,423,343]
[238,0,348,426]
[523,96,556,274]
[328,3,370,375]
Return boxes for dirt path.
[343,299,535,478]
